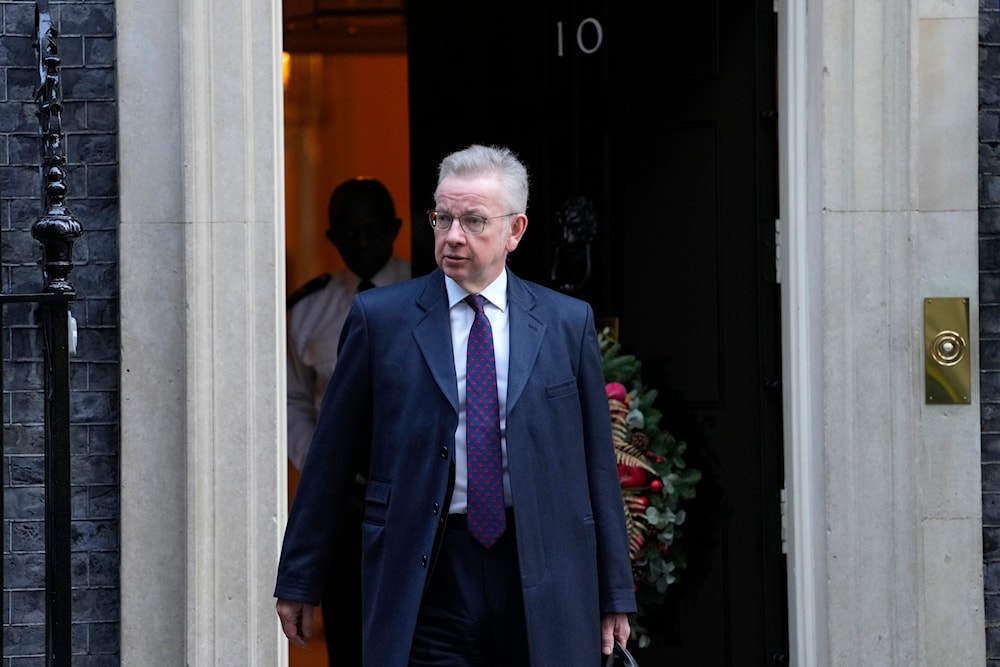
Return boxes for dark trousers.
[321,500,364,666]
[409,510,529,667]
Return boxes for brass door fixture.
[924,297,971,405]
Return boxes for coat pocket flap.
[364,477,391,506]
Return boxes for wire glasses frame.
[426,210,518,235]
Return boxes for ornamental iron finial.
[31,1,84,294]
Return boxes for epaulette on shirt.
[287,273,332,310]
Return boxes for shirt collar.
[445,268,508,312]
[352,258,397,290]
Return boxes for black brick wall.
[985,0,1000,664]
[0,1,119,663]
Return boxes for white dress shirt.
[445,269,512,514]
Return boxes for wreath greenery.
[600,328,702,648]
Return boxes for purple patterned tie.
[464,294,506,548]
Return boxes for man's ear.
[505,214,528,252]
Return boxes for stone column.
[782,0,983,663]
[117,0,286,664]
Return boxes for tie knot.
[465,294,487,315]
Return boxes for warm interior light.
[282,51,291,90]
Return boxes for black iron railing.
[2,2,84,664]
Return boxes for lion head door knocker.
[551,195,597,295]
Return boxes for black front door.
[407,2,787,664]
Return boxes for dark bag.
[603,641,639,667]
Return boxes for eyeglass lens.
[428,211,487,234]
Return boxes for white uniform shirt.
[286,256,411,470]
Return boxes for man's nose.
[443,222,467,243]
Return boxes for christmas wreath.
[600,328,701,647]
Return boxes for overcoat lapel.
[412,271,459,413]
[506,272,544,415]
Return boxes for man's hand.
[600,613,631,655]
[276,598,316,648]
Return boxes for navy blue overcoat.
[274,268,637,666]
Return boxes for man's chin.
[440,262,470,283]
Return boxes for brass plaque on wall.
[924,297,971,405]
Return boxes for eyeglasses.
[426,210,518,235]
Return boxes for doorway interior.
[282,3,410,665]
[280,2,787,665]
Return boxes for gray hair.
[437,144,529,214]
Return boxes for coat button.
[432,502,440,514]
[439,445,448,458]
[421,555,428,567]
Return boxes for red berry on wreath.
[606,382,628,402]
[617,464,648,488]
[649,479,663,494]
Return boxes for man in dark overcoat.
[275,144,636,665]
